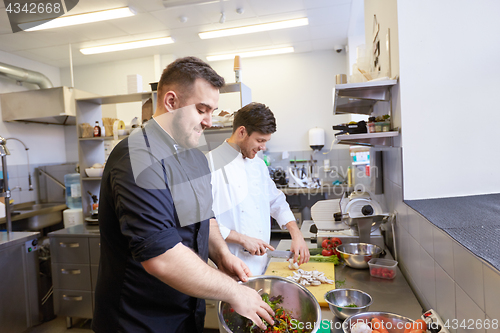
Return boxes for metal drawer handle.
[61,269,81,275]
[62,295,83,301]
[60,242,80,248]
[206,303,216,308]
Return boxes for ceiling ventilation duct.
[0,62,79,125]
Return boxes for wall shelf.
[334,131,399,146]
[79,136,129,141]
[333,79,397,115]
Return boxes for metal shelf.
[79,136,128,141]
[333,79,397,115]
[334,131,399,146]
[82,177,102,181]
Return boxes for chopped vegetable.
[223,293,311,333]
[309,254,340,265]
[345,303,358,307]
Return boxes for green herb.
[335,279,346,288]
[345,303,358,308]
[309,254,340,265]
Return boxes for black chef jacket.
[92,119,213,333]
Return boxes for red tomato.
[322,248,333,256]
[321,238,332,249]
[331,237,342,247]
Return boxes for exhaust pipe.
[0,61,53,89]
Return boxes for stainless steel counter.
[274,240,422,332]
[0,230,39,250]
[48,223,100,237]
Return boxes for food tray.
[368,258,398,279]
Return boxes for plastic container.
[64,173,82,209]
[368,258,398,279]
[367,122,376,133]
[374,122,390,132]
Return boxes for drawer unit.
[89,238,100,265]
[52,263,91,291]
[49,228,101,325]
[50,237,90,264]
[53,289,93,319]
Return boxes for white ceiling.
[0,0,354,68]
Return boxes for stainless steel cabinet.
[49,229,99,326]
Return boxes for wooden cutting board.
[264,262,335,308]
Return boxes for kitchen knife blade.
[266,250,294,259]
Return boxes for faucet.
[6,138,33,191]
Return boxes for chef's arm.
[141,242,274,330]
[224,229,274,255]
[285,220,310,264]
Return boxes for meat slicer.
[308,191,389,248]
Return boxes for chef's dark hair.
[157,56,225,105]
[233,102,277,136]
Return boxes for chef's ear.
[163,90,177,112]
[236,126,247,138]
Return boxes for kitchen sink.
[7,203,67,231]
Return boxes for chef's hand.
[230,285,274,330]
[241,235,274,256]
[290,237,310,265]
[218,253,252,282]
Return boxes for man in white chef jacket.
[206,102,310,275]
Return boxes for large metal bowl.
[336,243,383,269]
[218,276,321,333]
[343,312,415,333]
[325,289,372,320]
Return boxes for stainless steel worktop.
[273,240,422,331]
[48,223,100,237]
[0,202,67,223]
[0,231,39,250]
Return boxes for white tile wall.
[433,227,456,279]
[418,214,435,258]
[420,248,437,310]
[456,285,485,333]
[483,264,500,320]
[407,207,421,243]
[453,242,485,311]
[435,262,456,330]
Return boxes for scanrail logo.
[3,0,79,33]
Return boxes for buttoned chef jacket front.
[206,141,295,275]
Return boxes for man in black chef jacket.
[92,57,274,333]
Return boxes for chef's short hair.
[157,56,225,106]
[233,102,277,136]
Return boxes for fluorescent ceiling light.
[80,37,174,55]
[206,47,294,61]
[21,7,135,32]
[199,18,308,39]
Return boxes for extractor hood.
[1,86,76,125]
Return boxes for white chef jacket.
[206,141,295,275]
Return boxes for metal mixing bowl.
[343,312,415,333]
[218,276,321,333]
[324,289,372,320]
[336,243,383,269]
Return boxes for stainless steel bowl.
[218,276,321,333]
[324,289,372,320]
[336,243,383,269]
[343,312,415,333]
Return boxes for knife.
[243,249,294,259]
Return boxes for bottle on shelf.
[93,121,101,137]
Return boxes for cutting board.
[264,262,335,307]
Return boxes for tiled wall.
[3,163,37,204]
[383,147,500,333]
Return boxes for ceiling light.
[206,47,294,61]
[20,7,136,32]
[199,18,308,39]
[80,37,174,55]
